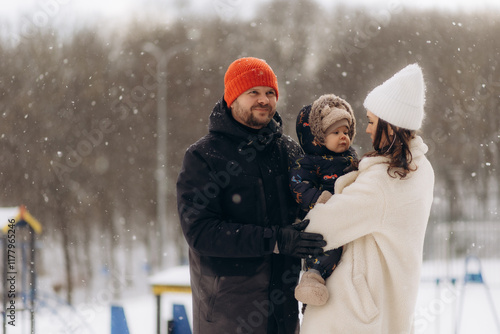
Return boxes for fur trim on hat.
[309,94,356,144]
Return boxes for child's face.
[324,125,350,153]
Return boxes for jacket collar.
[209,97,283,147]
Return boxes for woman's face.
[365,110,379,145]
[366,110,392,149]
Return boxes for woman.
[300,63,434,333]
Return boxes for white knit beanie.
[363,63,425,130]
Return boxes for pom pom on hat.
[363,63,426,130]
[224,57,279,107]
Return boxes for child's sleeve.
[289,156,325,211]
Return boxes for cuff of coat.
[263,227,277,254]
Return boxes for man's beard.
[232,101,275,128]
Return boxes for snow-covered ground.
[4,260,500,334]
[415,280,500,334]
[415,258,500,334]
[4,284,192,334]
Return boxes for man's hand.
[277,219,326,258]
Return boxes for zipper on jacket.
[256,178,268,226]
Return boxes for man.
[177,57,325,334]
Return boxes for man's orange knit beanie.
[224,57,279,107]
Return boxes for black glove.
[277,219,326,258]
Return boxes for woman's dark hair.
[365,117,417,179]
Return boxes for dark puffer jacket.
[177,97,303,334]
[290,105,358,215]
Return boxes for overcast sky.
[1,0,499,38]
[2,0,500,20]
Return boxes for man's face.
[230,86,277,129]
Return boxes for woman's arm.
[305,167,386,249]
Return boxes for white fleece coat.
[300,136,434,334]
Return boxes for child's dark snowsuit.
[291,103,357,280]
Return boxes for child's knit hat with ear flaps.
[363,63,426,130]
[309,94,356,144]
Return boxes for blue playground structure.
[169,304,192,334]
[111,303,191,334]
[111,305,130,334]
[149,265,192,334]
[454,255,500,334]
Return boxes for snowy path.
[4,261,500,334]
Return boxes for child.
[290,94,358,306]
